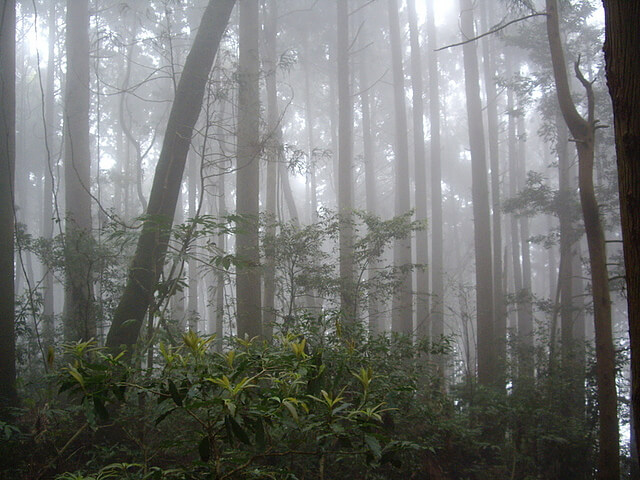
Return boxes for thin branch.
[436,13,547,51]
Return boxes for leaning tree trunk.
[388,0,413,336]
[602,0,640,462]
[106,0,236,351]
[63,0,95,343]
[0,0,17,412]
[460,0,494,386]
[546,0,619,477]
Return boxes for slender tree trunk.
[517,111,534,375]
[360,33,382,335]
[42,0,57,349]
[407,0,429,339]
[106,0,236,350]
[302,34,317,225]
[263,0,279,339]
[337,0,355,324]
[427,0,444,357]
[63,0,95,343]
[235,0,262,339]
[188,152,199,331]
[460,0,494,385]
[0,0,17,412]
[388,0,413,336]
[546,1,619,477]
[480,0,505,381]
[602,0,640,461]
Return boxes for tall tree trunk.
[263,0,279,339]
[427,0,444,357]
[302,34,317,224]
[106,0,236,350]
[187,152,199,331]
[359,30,382,334]
[63,0,95,343]
[42,0,57,349]
[0,0,16,412]
[480,0,505,380]
[235,0,262,339]
[517,110,534,376]
[388,0,413,336]
[602,0,640,461]
[337,0,355,324]
[546,0,619,477]
[407,0,429,339]
[460,0,494,385]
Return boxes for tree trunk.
[106,0,236,350]
[602,0,640,462]
[63,0,95,343]
[0,0,16,412]
[263,0,279,339]
[235,0,262,339]
[460,0,494,385]
[337,0,355,324]
[427,0,444,360]
[187,151,199,332]
[359,30,382,334]
[480,0,505,381]
[407,0,429,339]
[41,0,57,350]
[546,0,619,477]
[388,0,413,336]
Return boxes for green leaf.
[227,415,252,445]
[155,407,176,426]
[168,380,183,407]
[93,397,109,421]
[198,435,211,462]
[283,400,299,423]
[364,434,382,459]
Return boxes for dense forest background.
[0,0,638,478]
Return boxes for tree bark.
[407,0,429,339]
[546,0,619,477]
[106,0,236,350]
[235,0,262,339]
[63,0,95,343]
[460,0,494,385]
[427,0,444,359]
[0,0,17,411]
[388,0,413,336]
[337,0,355,324]
[602,0,640,462]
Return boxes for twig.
[436,13,547,51]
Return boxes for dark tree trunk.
[602,0,640,462]
[0,0,17,412]
[546,0,619,477]
[388,0,413,335]
[460,0,494,385]
[106,0,236,350]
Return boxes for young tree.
[106,0,236,351]
[460,0,495,385]
[545,0,619,476]
[602,0,640,461]
[235,0,262,339]
[0,0,16,411]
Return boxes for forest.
[0,0,639,478]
